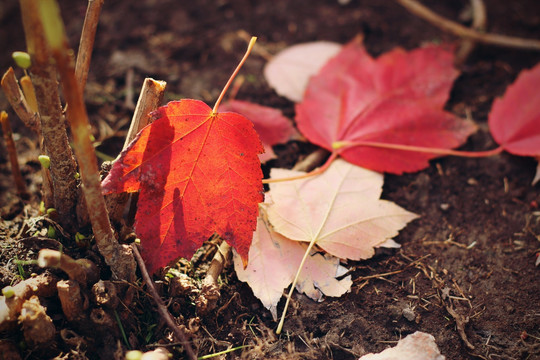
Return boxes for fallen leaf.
[266,159,418,260]
[219,100,298,162]
[233,212,352,320]
[358,331,445,360]
[488,62,540,157]
[264,41,342,102]
[102,99,263,274]
[295,38,477,174]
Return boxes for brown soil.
[1,0,540,359]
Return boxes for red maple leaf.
[488,62,540,157]
[295,38,477,174]
[102,99,264,274]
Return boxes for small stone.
[402,306,416,321]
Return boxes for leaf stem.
[212,36,257,114]
[276,240,316,335]
[333,141,504,158]
[263,152,338,184]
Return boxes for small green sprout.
[47,225,57,239]
[125,350,142,360]
[38,155,51,169]
[2,286,15,298]
[12,51,31,69]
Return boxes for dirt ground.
[1,0,540,359]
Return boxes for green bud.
[38,155,51,169]
[39,201,46,214]
[47,225,57,239]
[74,172,80,179]
[46,208,57,216]
[12,51,31,69]
[125,350,143,360]
[89,134,96,142]
[2,286,15,298]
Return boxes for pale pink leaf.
[264,41,342,102]
[358,331,445,360]
[233,212,352,320]
[219,100,298,162]
[267,159,418,260]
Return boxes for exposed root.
[196,241,231,315]
[19,295,56,349]
[0,272,58,331]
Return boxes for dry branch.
[132,244,197,360]
[455,0,487,66]
[1,111,29,198]
[106,78,166,224]
[37,0,136,282]
[75,0,104,92]
[1,67,39,132]
[1,67,54,206]
[20,0,79,231]
[396,0,540,50]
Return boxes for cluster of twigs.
[1,0,539,359]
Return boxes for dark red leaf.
[295,38,477,174]
[219,100,298,162]
[489,62,540,156]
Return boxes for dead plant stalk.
[19,0,79,230]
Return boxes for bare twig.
[19,75,38,113]
[106,78,166,224]
[1,68,54,207]
[445,304,475,350]
[20,0,79,231]
[1,111,29,198]
[38,0,136,282]
[1,67,39,132]
[396,0,540,51]
[123,78,166,149]
[132,244,197,360]
[292,148,330,172]
[455,0,487,66]
[75,0,104,92]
